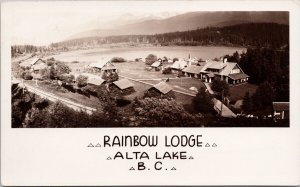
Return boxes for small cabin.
[144,81,174,99]
[150,61,162,71]
[88,60,117,77]
[20,57,47,74]
[111,79,135,95]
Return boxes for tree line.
[222,46,289,114]
[54,23,288,49]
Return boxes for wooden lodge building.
[19,57,47,74]
[182,58,249,84]
[88,60,117,77]
[170,59,188,73]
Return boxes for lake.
[49,46,246,62]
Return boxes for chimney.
[223,58,227,63]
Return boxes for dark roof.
[88,78,105,86]
[273,102,289,111]
[113,79,134,90]
[229,73,249,80]
[152,81,173,94]
[182,65,204,74]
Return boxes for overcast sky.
[4,1,203,46]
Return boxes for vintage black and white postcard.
[1,0,300,186]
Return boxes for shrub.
[12,61,24,78]
[133,97,204,127]
[111,57,126,63]
[145,54,157,65]
[192,87,214,113]
[211,77,230,97]
[56,61,71,76]
[47,57,55,61]
[76,75,88,87]
[49,65,57,79]
[39,68,49,79]
[46,61,54,66]
[59,74,75,84]
[173,57,179,62]
[102,72,119,83]
[22,70,33,80]
[162,67,172,74]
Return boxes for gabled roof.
[32,62,47,70]
[89,60,115,69]
[182,65,204,74]
[151,61,161,68]
[113,79,134,90]
[229,73,249,80]
[207,62,227,69]
[171,60,188,70]
[273,102,289,111]
[152,81,173,95]
[200,61,215,73]
[80,73,105,86]
[218,63,238,76]
[88,78,105,86]
[201,61,244,77]
[20,57,45,67]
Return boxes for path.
[204,82,214,94]
[17,81,96,114]
[212,98,237,118]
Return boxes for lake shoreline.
[48,45,246,63]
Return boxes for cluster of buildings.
[148,56,249,85]
[16,55,289,121]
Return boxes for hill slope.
[69,11,289,40]
[54,23,288,49]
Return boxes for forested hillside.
[54,23,288,49]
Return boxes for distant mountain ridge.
[55,22,288,50]
[68,11,289,40]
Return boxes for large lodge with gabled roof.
[181,58,249,84]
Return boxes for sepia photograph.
[2,1,300,186]
[10,3,290,128]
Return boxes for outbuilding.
[273,102,289,120]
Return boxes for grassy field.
[115,61,177,79]
[228,83,258,103]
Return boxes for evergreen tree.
[241,91,251,113]
[192,87,214,113]
[211,77,230,97]
[252,81,275,110]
